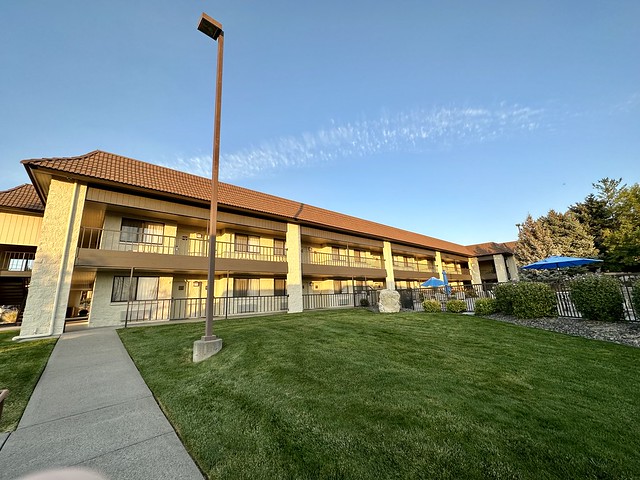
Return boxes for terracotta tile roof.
[467,241,515,256]
[22,150,473,255]
[0,184,44,212]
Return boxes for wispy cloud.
[171,104,545,181]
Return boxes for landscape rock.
[378,289,401,313]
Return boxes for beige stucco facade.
[286,222,303,313]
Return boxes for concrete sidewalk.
[0,328,203,480]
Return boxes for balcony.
[302,250,383,269]
[1,251,35,275]
[76,227,287,274]
[301,249,386,277]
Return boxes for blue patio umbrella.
[420,277,445,288]
[521,255,603,270]
[442,270,451,295]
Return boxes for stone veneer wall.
[20,180,86,336]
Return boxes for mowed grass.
[0,330,56,431]
[118,310,640,479]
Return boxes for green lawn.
[0,330,56,431]
[118,310,640,479]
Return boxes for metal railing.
[302,250,383,269]
[392,261,437,273]
[117,276,639,321]
[443,267,471,276]
[0,251,35,272]
[78,227,287,261]
[78,227,177,255]
[303,290,379,310]
[124,295,288,323]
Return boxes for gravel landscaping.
[488,314,640,348]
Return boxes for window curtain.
[143,223,164,244]
[136,277,159,300]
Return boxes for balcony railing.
[444,267,471,276]
[392,260,437,273]
[123,295,288,323]
[1,251,35,272]
[78,227,286,262]
[302,250,383,269]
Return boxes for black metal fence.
[124,295,288,323]
[121,274,639,323]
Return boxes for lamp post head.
[198,13,223,40]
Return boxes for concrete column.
[505,255,519,281]
[469,257,482,285]
[435,251,444,280]
[382,241,395,290]
[493,254,509,283]
[286,223,303,313]
[20,180,87,336]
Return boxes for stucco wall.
[383,241,395,290]
[286,223,303,313]
[89,272,174,327]
[493,254,510,283]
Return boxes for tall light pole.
[193,12,224,362]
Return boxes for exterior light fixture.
[193,12,225,362]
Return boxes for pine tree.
[514,214,553,266]
[603,184,640,271]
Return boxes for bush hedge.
[494,282,556,319]
[446,299,466,313]
[474,298,497,316]
[422,299,442,313]
[511,282,557,319]
[493,283,518,315]
[569,274,624,322]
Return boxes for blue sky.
[1,1,638,245]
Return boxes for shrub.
[422,299,442,313]
[446,299,466,313]
[511,282,557,319]
[569,274,624,322]
[474,298,497,316]
[359,298,370,307]
[494,283,518,315]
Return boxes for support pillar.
[286,223,303,313]
[20,180,87,337]
[382,241,395,290]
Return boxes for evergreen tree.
[603,184,640,271]
[569,193,610,256]
[514,211,598,282]
[542,210,598,258]
[514,214,554,266]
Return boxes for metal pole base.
[193,337,223,363]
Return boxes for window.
[274,278,286,296]
[120,218,164,244]
[235,234,260,254]
[111,276,159,302]
[233,278,260,297]
[273,239,286,256]
[8,258,33,271]
[333,280,348,294]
